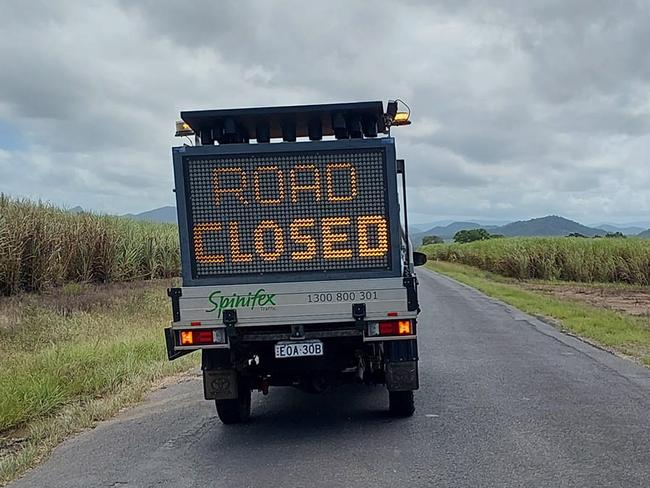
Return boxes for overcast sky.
[1,0,648,224]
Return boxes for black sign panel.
[184,148,391,278]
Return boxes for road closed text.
[194,215,388,263]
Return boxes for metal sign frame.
[172,138,401,286]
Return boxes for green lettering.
[206,288,276,317]
[260,293,276,306]
[206,291,221,313]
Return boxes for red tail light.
[194,330,214,344]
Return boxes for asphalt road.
[10,269,650,487]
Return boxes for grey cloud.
[0,0,648,222]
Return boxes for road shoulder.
[419,264,650,392]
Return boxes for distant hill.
[413,221,499,243]
[124,206,177,223]
[497,216,604,237]
[409,221,454,232]
[638,229,650,238]
[413,215,611,245]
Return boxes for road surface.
[10,269,650,487]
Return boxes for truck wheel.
[215,380,251,424]
[389,390,415,417]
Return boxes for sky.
[0,0,648,225]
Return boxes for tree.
[566,232,587,238]
[422,235,444,245]
[453,228,491,244]
[604,232,626,238]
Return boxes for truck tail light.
[180,330,193,345]
[194,330,214,344]
[179,329,227,345]
[397,320,412,335]
[378,320,412,336]
[367,320,413,337]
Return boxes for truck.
[164,100,427,424]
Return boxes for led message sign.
[184,148,391,278]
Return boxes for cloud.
[0,0,648,223]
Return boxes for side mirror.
[412,251,427,267]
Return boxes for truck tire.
[389,390,415,417]
[215,379,251,424]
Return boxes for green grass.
[0,195,180,296]
[0,281,198,485]
[421,237,650,284]
[426,261,650,367]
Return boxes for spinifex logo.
[206,289,277,317]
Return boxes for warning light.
[386,99,411,126]
[392,112,411,126]
[175,120,194,137]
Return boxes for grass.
[0,195,180,296]
[426,261,650,367]
[421,237,650,284]
[0,280,198,485]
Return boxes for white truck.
[164,101,426,423]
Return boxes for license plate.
[275,340,323,359]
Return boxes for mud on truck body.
[164,101,427,424]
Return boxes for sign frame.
[172,138,402,286]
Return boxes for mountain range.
[412,215,650,244]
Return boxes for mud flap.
[203,369,238,400]
[385,361,419,391]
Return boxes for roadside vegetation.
[0,280,198,484]
[0,197,192,484]
[425,261,650,367]
[422,237,650,285]
[0,195,180,296]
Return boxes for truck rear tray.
[171,277,416,327]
